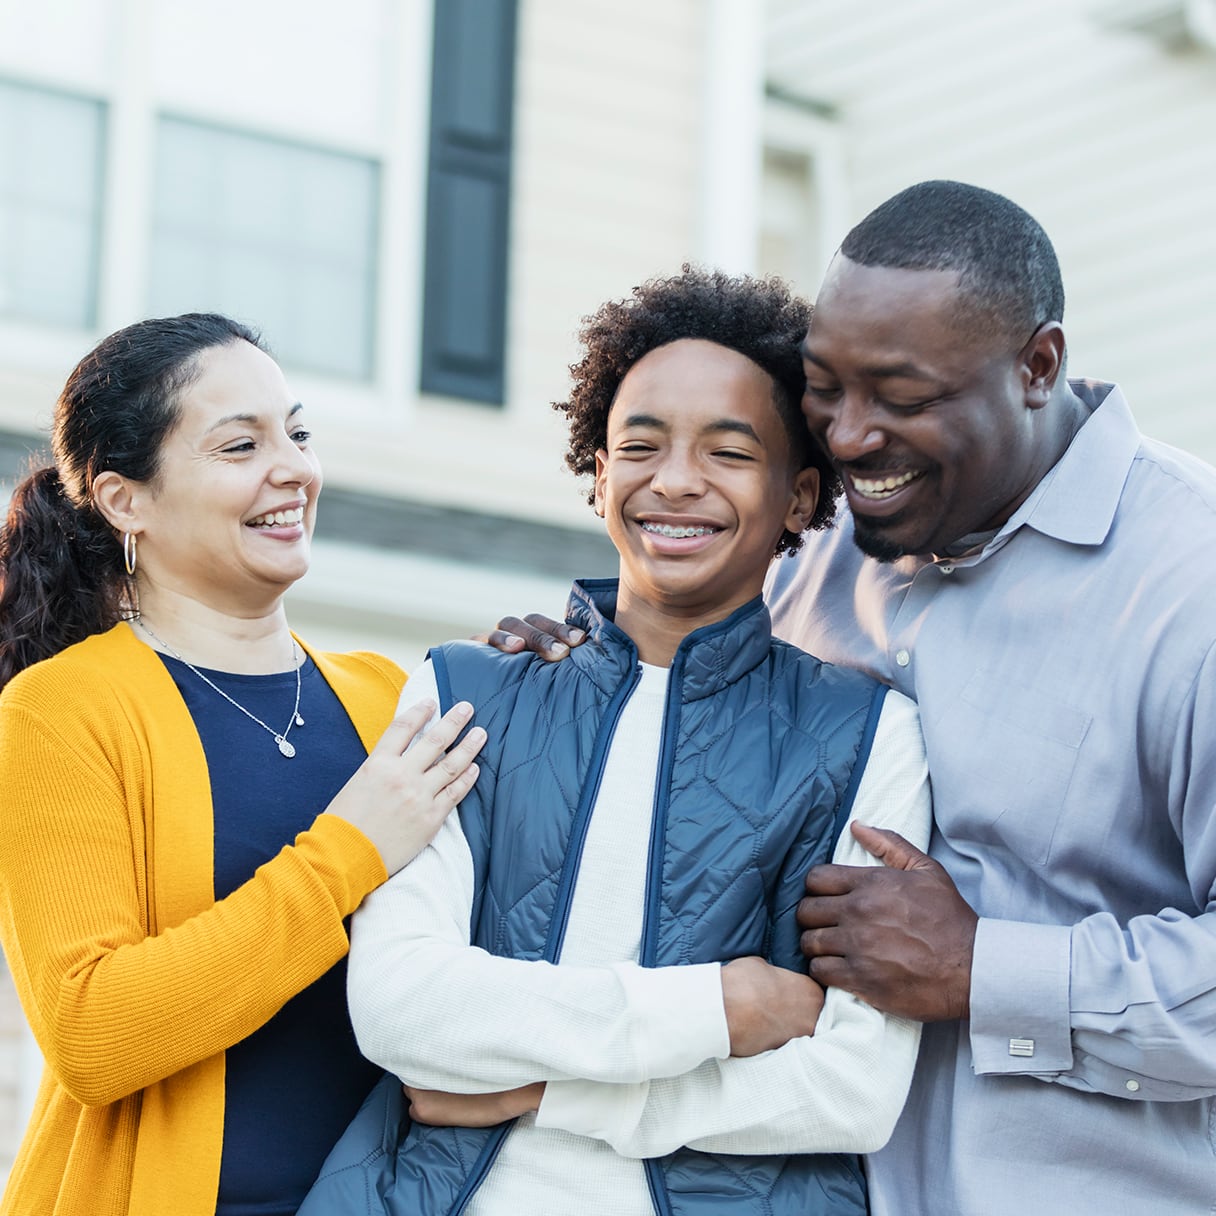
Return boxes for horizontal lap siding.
[764,0,1216,462]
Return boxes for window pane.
[0,80,104,328]
[150,118,379,380]
[420,0,518,405]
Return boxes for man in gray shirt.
[782,180,1216,1214]
[496,180,1215,1212]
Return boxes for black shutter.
[419,0,519,405]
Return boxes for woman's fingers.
[372,699,444,755]
[397,702,485,779]
[324,700,486,875]
[435,761,480,809]
[375,699,475,759]
[372,699,487,797]
[420,724,487,792]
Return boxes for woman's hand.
[404,1082,544,1127]
[720,956,825,1056]
[326,700,486,875]
[474,613,585,662]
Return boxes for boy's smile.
[594,338,818,663]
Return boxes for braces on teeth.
[643,523,716,538]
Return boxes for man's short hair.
[840,180,1064,346]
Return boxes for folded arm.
[536,689,930,1156]
[350,841,731,1091]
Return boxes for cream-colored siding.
[764,0,1216,459]
[415,0,704,528]
[0,1,714,679]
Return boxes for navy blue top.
[158,652,383,1216]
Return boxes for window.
[419,0,519,405]
[758,95,848,302]
[0,80,105,329]
[149,118,380,380]
[760,145,824,298]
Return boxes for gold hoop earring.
[123,532,137,577]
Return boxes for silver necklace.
[137,619,305,758]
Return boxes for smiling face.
[127,339,321,614]
[801,256,1053,561]
[594,339,818,647]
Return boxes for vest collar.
[565,578,773,701]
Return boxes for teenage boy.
[301,268,930,1216]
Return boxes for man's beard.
[851,514,914,563]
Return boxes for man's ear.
[784,466,820,535]
[1022,322,1066,410]
[593,450,609,518]
[91,470,143,535]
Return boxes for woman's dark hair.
[0,313,264,690]
[554,265,837,557]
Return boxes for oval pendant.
[277,736,296,758]
[294,712,305,726]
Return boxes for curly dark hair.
[553,265,839,556]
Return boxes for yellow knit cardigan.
[0,623,405,1215]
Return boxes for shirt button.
[1125,1079,1140,1093]
[939,563,954,574]
[895,649,911,667]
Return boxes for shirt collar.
[985,379,1141,553]
[566,577,774,700]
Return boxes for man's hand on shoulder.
[798,824,978,1022]
[473,613,586,662]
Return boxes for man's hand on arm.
[720,956,825,1055]
[798,823,978,1022]
[473,613,586,661]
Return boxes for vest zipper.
[448,658,644,1216]
[447,1122,514,1216]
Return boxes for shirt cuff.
[969,917,1073,1075]
[615,960,730,1076]
[536,1076,648,1146]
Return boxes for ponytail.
[0,465,127,691]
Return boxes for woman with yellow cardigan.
[0,314,485,1215]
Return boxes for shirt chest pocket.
[928,669,1093,866]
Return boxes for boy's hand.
[720,956,824,1056]
[473,613,586,662]
[404,1082,545,1127]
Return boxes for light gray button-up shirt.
[767,382,1216,1215]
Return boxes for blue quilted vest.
[302,580,886,1216]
